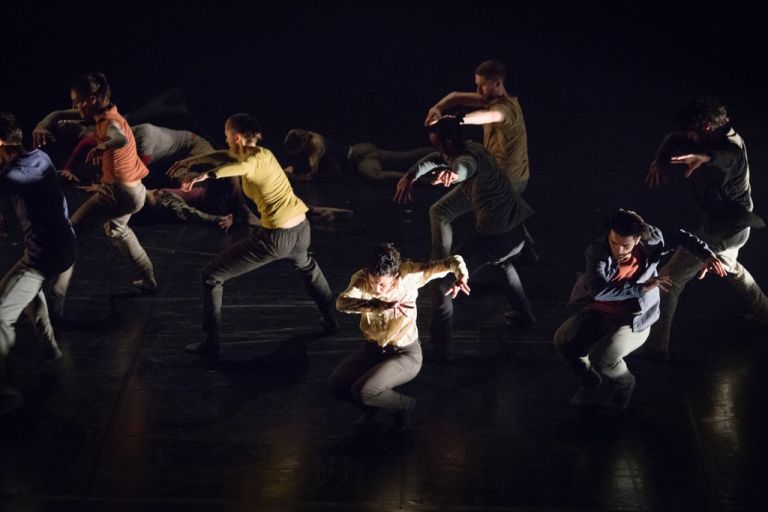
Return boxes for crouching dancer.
[553,209,725,410]
[1,112,76,414]
[329,243,469,431]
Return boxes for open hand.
[445,276,471,298]
[390,300,415,318]
[32,125,56,147]
[431,169,459,188]
[697,255,726,279]
[670,153,711,178]
[393,175,415,204]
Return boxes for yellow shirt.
[483,95,530,184]
[336,256,468,348]
[210,147,307,229]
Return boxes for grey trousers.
[348,143,434,184]
[429,227,532,344]
[201,219,334,344]
[53,182,155,299]
[0,261,56,362]
[328,340,422,412]
[428,186,475,260]
[646,227,768,351]
[554,309,648,391]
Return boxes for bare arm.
[33,108,82,147]
[461,109,505,125]
[85,122,128,166]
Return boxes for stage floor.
[2,171,767,511]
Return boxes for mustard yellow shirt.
[209,147,307,229]
[336,256,468,348]
[483,95,530,184]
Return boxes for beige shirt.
[483,96,529,184]
[336,256,468,348]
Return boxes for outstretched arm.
[425,92,489,125]
[393,151,444,204]
[33,109,81,147]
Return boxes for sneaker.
[390,398,416,433]
[184,341,222,359]
[0,388,24,415]
[132,277,158,294]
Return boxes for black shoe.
[185,341,222,359]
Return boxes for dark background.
[2,1,767,227]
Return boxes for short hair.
[427,115,464,145]
[71,72,113,110]
[284,129,310,154]
[0,112,23,145]
[607,209,651,240]
[225,113,262,139]
[673,95,729,132]
[475,60,506,81]
[367,242,401,277]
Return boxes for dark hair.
[284,129,310,154]
[475,60,506,81]
[673,95,729,132]
[607,209,651,240]
[0,112,23,145]
[367,243,401,277]
[71,72,113,110]
[226,113,262,139]
[427,115,464,145]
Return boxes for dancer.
[644,96,768,359]
[173,113,337,358]
[424,59,538,263]
[49,73,157,318]
[553,209,725,410]
[330,242,469,431]
[283,129,433,184]
[0,112,76,414]
[394,116,534,360]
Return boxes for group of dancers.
[2,60,767,429]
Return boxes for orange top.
[95,106,148,184]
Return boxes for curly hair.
[606,209,651,240]
[673,95,729,132]
[367,242,401,277]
